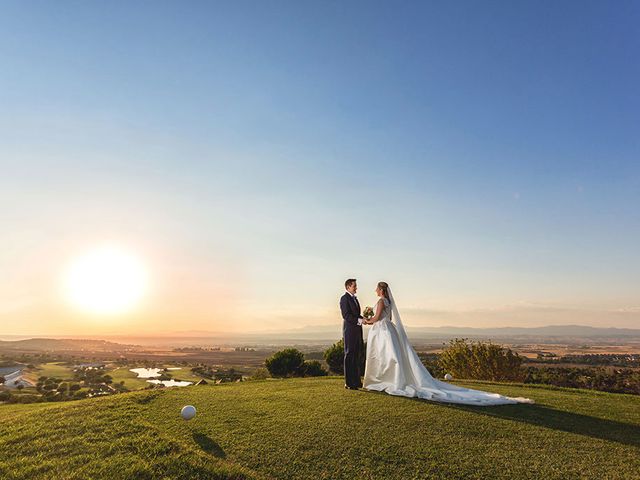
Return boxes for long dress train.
[363,292,533,406]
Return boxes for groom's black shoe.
[344,385,359,390]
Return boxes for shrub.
[302,360,328,377]
[265,349,305,378]
[523,366,640,394]
[9,394,40,404]
[249,368,270,380]
[418,353,445,378]
[0,391,11,402]
[323,339,366,375]
[439,338,524,381]
[324,340,344,375]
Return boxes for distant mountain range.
[160,324,640,338]
[0,338,138,352]
[405,324,640,337]
[2,325,639,349]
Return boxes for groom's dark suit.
[340,292,364,388]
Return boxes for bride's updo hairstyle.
[377,282,390,300]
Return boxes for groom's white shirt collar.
[346,291,357,298]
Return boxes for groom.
[340,278,364,390]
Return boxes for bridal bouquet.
[363,306,374,320]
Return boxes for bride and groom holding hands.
[340,278,532,405]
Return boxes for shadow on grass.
[448,402,640,448]
[363,388,639,447]
[193,432,226,458]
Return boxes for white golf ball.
[444,373,453,381]
[181,405,196,420]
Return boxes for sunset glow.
[62,246,148,315]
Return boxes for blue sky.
[1,1,638,334]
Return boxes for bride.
[363,282,533,405]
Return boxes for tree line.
[261,339,640,395]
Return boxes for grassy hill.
[1,377,639,479]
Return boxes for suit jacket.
[340,292,362,328]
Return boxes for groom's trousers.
[343,322,364,388]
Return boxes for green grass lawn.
[29,362,75,381]
[1,377,639,479]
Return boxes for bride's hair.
[377,282,390,300]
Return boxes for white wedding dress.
[363,289,533,405]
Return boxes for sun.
[62,245,149,315]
